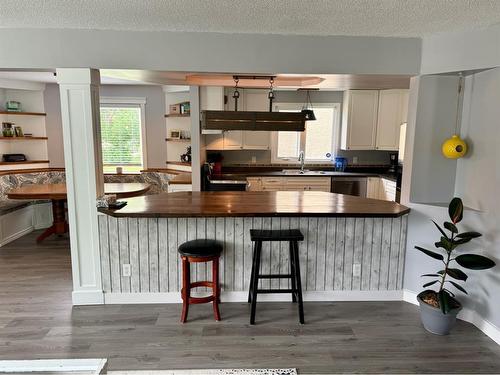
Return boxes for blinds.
[100,106,143,166]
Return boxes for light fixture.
[442,73,468,159]
[268,77,275,112]
[232,77,240,111]
[301,89,316,121]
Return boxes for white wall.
[404,68,500,331]
[0,29,421,75]
[44,84,65,167]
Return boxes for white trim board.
[0,359,107,374]
[104,290,403,304]
[403,289,500,346]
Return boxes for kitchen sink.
[281,169,327,175]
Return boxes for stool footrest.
[188,295,215,304]
[257,288,295,294]
[257,274,292,279]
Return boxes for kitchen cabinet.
[247,176,331,192]
[376,90,403,150]
[205,130,270,150]
[366,177,381,199]
[366,176,397,201]
[341,90,379,150]
[341,89,409,151]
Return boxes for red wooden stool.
[178,239,223,323]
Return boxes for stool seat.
[250,229,304,242]
[178,239,223,257]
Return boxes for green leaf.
[415,246,444,261]
[438,290,451,314]
[447,280,468,294]
[446,268,468,281]
[443,288,455,297]
[448,197,464,224]
[437,236,455,252]
[432,221,448,238]
[457,231,482,239]
[444,221,458,234]
[453,237,472,246]
[423,280,438,288]
[421,274,439,277]
[456,254,496,270]
[437,270,445,275]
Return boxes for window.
[272,104,339,163]
[100,97,146,173]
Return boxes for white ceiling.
[0,71,156,85]
[1,0,500,37]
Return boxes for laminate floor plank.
[1,231,500,374]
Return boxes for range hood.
[201,110,306,131]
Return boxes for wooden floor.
[1,231,500,374]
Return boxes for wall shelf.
[0,111,47,116]
[166,161,191,166]
[165,113,190,118]
[0,136,48,140]
[0,160,49,165]
[165,138,191,142]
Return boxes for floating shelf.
[165,113,190,118]
[0,111,47,116]
[165,138,191,142]
[0,136,48,140]
[166,161,191,166]
[0,160,49,165]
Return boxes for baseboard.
[0,225,33,247]
[104,290,403,305]
[0,359,107,374]
[403,289,500,345]
[72,290,105,305]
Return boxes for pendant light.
[268,77,275,112]
[301,89,316,121]
[232,77,240,111]
[442,73,468,159]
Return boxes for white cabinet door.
[400,90,409,124]
[379,178,397,201]
[366,177,381,199]
[245,90,269,111]
[285,177,331,192]
[243,131,270,150]
[341,90,379,150]
[223,131,243,150]
[205,133,224,150]
[376,90,402,151]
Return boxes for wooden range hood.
[201,110,306,131]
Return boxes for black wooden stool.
[248,229,305,324]
[178,239,223,323]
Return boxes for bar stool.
[178,239,223,323]
[248,229,305,325]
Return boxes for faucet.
[298,150,305,174]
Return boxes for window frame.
[99,96,147,172]
[270,102,340,164]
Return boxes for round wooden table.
[7,183,150,242]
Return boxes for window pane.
[304,107,334,160]
[277,131,300,158]
[100,106,143,171]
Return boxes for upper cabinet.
[341,89,409,151]
[341,90,379,150]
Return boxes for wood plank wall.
[98,215,408,294]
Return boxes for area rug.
[108,370,297,375]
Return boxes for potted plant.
[415,197,496,335]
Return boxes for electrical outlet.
[353,156,358,164]
[122,264,131,277]
[251,156,257,164]
[352,263,361,277]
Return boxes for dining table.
[7,182,151,242]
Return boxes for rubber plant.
[415,197,496,313]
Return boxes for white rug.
[109,370,297,375]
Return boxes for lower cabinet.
[247,176,331,192]
[366,177,396,201]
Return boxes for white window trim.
[99,96,147,169]
[271,102,340,164]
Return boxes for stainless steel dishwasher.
[331,177,367,198]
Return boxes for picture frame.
[169,129,181,139]
[14,126,24,137]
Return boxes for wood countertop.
[99,191,410,218]
[168,172,192,185]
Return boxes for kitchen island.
[98,191,409,303]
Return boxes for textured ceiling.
[1,0,500,37]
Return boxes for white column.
[56,68,104,305]
[190,85,201,191]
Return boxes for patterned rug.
[108,370,297,375]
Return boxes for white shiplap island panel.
[98,215,408,299]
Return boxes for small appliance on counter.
[388,152,399,173]
[201,163,247,191]
[3,154,27,162]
